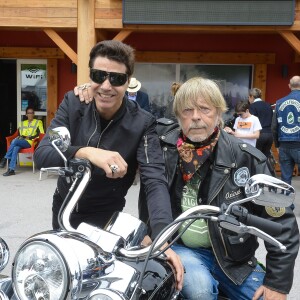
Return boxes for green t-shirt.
[179,172,211,248]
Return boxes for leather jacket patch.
[233,167,250,186]
[265,206,286,217]
[225,188,242,200]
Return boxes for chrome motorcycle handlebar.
[63,164,287,259]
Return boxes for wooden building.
[0,0,300,158]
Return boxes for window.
[133,63,252,120]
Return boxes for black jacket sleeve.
[34,92,82,169]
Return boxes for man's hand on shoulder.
[74,83,93,104]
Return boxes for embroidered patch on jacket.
[234,167,250,187]
[265,206,285,218]
[225,189,242,200]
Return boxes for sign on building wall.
[123,0,295,25]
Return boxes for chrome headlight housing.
[12,231,114,300]
[0,237,9,272]
[12,240,69,300]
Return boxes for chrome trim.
[0,238,9,272]
[77,222,125,253]
[0,290,9,300]
[105,212,148,249]
[88,288,126,300]
[61,168,91,232]
[119,205,221,258]
[12,231,139,299]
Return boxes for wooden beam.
[43,29,77,64]
[113,30,132,42]
[279,31,300,55]
[253,64,267,100]
[135,52,275,64]
[47,58,58,127]
[118,23,300,33]
[0,17,77,28]
[0,47,64,58]
[77,0,96,84]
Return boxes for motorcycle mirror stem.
[49,126,71,168]
[51,139,68,168]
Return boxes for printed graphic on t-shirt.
[237,121,252,129]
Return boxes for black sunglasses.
[90,69,128,87]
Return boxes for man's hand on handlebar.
[75,147,127,178]
[74,83,93,104]
[163,244,184,291]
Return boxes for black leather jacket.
[140,118,299,293]
[34,92,173,239]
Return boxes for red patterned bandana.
[177,127,220,182]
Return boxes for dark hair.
[235,101,249,113]
[25,106,35,114]
[89,40,135,76]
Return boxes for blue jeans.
[172,244,265,300]
[279,147,300,185]
[5,138,30,170]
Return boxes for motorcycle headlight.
[12,241,69,300]
[0,237,9,272]
[88,289,125,300]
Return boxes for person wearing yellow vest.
[2,106,44,176]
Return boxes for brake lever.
[219,218,286,252]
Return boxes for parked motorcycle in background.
[0,127,295,300]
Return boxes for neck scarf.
[177,127,220,182]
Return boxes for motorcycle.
[0,127,295,300]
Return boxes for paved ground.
[0,166,299,299]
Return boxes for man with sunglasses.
[34,40,183,291]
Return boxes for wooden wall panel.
[0,47,64,59]
[95,19,123,28]
[0,8,77,18]
[95,0,122,28]
[0,0,77,28]
[95,8,122,19]
[95,0,122,9]
[0,0,76,7]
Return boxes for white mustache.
[189,123,206,130]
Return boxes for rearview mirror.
[49,127,71,167]
[49,127,71,152]
[245,174,294,207]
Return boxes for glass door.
[16,59,47,128]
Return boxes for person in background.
[126,77,151,184]
[248,88,273,157]
[1,106,44,176]
[224,101,262,147]
[126,77,151,113]
[34,40,183,290]
[140,77,298,300]
[272,75,300,186]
